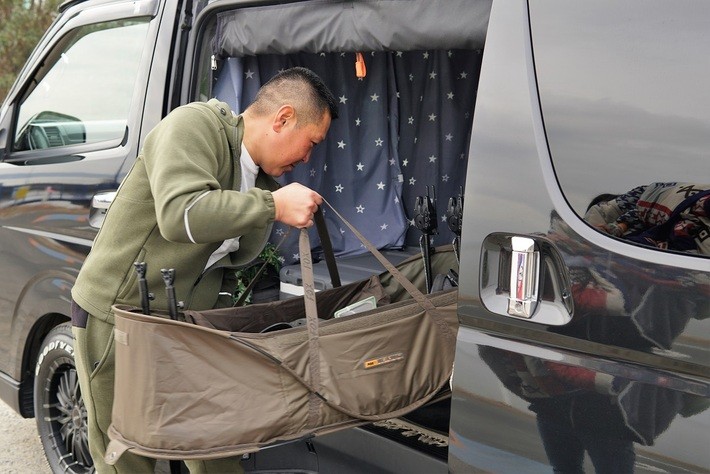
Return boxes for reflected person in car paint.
[584,182,710,255]
[479,208,709,473]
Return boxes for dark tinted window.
[530,0,710,255]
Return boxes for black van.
[0,0,707,472]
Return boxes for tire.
[34,322,94,473]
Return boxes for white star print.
[323,164,328,172]
[245,69,255,79]
[356,162,364,171]
[310,168,316,177]
[245,51,484,263]
[276,228,285,236]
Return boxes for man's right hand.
[272,183,323,228]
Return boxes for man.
[71,67,338,473]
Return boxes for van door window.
[530,1,710,256]
[13,18,150,152]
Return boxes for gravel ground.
[0,400,51,473]
[0,400,178,474]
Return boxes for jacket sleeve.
[141,104,275,243]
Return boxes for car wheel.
[34,322,94,473]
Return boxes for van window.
[13,18,150,152]
[530,1,710,255]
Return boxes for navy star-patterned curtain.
[213,50,482,265]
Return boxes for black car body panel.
[450,1,709,472]
[0,0,707,472]
[0,0,175,419]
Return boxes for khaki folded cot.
[104,214,458,464]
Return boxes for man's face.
[261,110,331,177]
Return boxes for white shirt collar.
[240,142,259,192]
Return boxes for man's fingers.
[272,184,322,227]
[298,217,314,229]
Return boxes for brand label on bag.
[364,352,404,369]
[114,329,129,346]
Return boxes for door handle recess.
[89,191,117,229]
[508,236,540,318]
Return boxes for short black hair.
[250,67,338,123]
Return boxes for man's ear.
[272,105,296,132]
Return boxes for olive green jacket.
[72,99,279,323]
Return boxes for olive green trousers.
[72,311,244,473]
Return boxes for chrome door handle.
[508,236,540,318]
[89,191,116,228]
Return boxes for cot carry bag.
[104,205,459,464]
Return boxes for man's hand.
[272,183,322,228]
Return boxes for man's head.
[243,67,338,177]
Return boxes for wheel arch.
[12,269,76,418]
[19,312,71,418]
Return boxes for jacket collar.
[206,98,279,192]
[206,98,243,159]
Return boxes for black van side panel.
[451,0,709,472]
